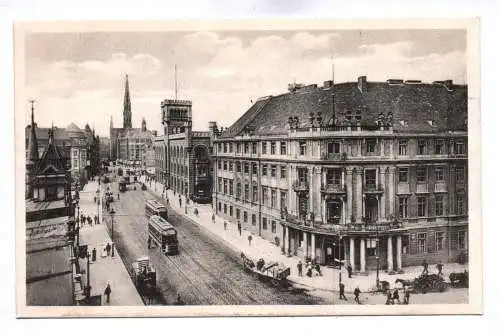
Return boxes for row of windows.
[217,138,467,157]
[413,231,467,253]
[218,201,278,233]
[171,163,188,176]
[398,165,466,183]
[398,194,467,218]
[218,160,288,179]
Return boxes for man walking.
[347,262,353,278]
[179,196,182,208]
[212,214,216,224]
[237,221,242,236]
[422,259,429,275]
[92,247,97,262]
[436,262,444,276]
[339,283,348,301]
[354,287,361,304]
[297,261,303,277]
[104,283,112,303]
[105,243,111,257]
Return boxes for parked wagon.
[396,274,448,294]
[240,253,291,288]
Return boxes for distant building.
[99,137,110,163]
[160,99,216,203]
[213,76,468,271]
[110,75,153,167]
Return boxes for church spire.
[141,117,147,132]
[27,99,39,163]
[123,74,132,129]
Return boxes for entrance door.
[324,237,345,266]
[365,197,379,223]
[326,200,342,224]
[298,194,308,219]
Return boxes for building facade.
[153,135,166,183]
[110,75,153,167]
[161,99,215,203]
[213,76,468,273]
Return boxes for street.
[103,179,328,305]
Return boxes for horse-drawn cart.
[241,253,291,288]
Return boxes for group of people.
[79,213,99,227]
[385,288,412,305]
[296,260,322,277]
[338,283,362,304]
[421,259,444,276]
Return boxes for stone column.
[315,167,322,223]
[387,236,394,272]
[349,236,355,270]
[396,235,402,271]
[388,166,396,217]
[284,226,289,254]
[311,233,316,262]
[308,166,314,213]
[360,238,366,273]
[303,231,308,258]
[379,167,386,220]
[355,168,363,222]
[346,167,353,223]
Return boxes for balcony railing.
[363,183,384,193]
[292,180,309,192]
[320,152,347,161]
[320,183,346,195]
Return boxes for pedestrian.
[212,213,215,224]
[224,221,227,230]
[166,198,170,206]
[315,263,322,276]
[297,260,303,277]
[422,259,429,275]
[104,283,112,303]
[385,290,393,305]
[179,196,182,208]
[106,243,111,257]
[94,196,96,203]
[237,221,242,236]
[92,247,97,262]
[436,262,444,276]
[94,215,98,224]
[354,287,361,304]
[393,288,400,304]
[404,288,411,305]
[248,235,252,246]
[175,294,185,305]
[339,282,348,301]
[88,216,92,226]
[347,262,353,278]
[117,193,120,200]
[147,236,152,249]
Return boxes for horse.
[449,271,469,287]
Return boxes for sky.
[23,29,466,137]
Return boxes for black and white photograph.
[14,19,482,317]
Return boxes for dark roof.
[220,80,467,138]
[36,136,70,173]
[25,126,70,141]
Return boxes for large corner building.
[213,76,468,273]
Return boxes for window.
[243,211,248,223]
[435,167,444,182]
[252,185,258,203]
[326,169,341,185]
[327,142,341,154]
[435,232,445,251]
[366,238,378,256]
[252,142,257,154]
[365,169,377,188]
[435,195,444,216]
[244,142,249,154]
[271,189,277,208]
[252,214,256,226]
[280,166,287,179]
[280,191,287,210]
[457,230,467,249]
[218,202,222,212]
[398,140,408,155]
[271,221,277,233]
[398,197,408,218]
[262,186,269,206]
[280,142,286,155]
[299,141,307,155]
[271,165,277,177]
[417,196,427,217]
[456,195,466,215]
[229,143,233,153]
[218,160,222,170]
[417,233,427,253]
[229,206,233,217]
[398,167,409,183]
[236,143,241,153]
[236,183,241,199]
[456,166,465,183]
[244,183,249,201]
[229,180,234,196]
[223,161,227,171]
[244,162,249,174]
[417,139,427,155]
[227,161,233,172]
[236,162,241,173]
[366,139,377,154]
[455,140,466,155]
[298,168,308,182]
[402,235,409,254]
[261,142,267,154]
[218,143,222,152]
[435,139,444,155]
[218,177,222,192]
[262,164,268,177]
[262,218,268,230]
[236,209,240,219]
[224,143,228,153]
[223,179,228,194]
[223,204,227,214]
[270,142,276,155]
[417,166,427,182]
[252,163,257,175]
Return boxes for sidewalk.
[143,177,468,293]
[77,180,143,306]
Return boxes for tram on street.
[145,199,168,220]
[148,215,179,255]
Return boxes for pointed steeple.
[27,100,39,164]
[141,117,146,131]
[123,74,132,129]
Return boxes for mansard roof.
[220,78,467,138]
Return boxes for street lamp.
[110,207,116,257]
[86,251,91,300]
[76,203,80,247]
[376,230,380,290]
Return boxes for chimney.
[357,76,367,93]
[323,80,333,88]
[208,121,218,134]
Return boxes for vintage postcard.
[15,18,482,317]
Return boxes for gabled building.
[213,76,468,272]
